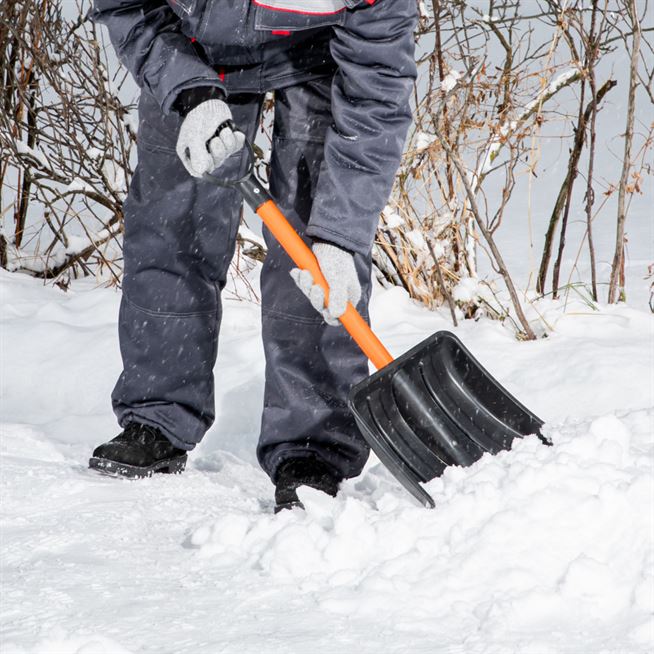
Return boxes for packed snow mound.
[188,411,653,651]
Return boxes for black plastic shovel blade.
[348,331,546,508]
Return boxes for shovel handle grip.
[256,198,393,370]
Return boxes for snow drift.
[1,269,653,653]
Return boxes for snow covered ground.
[1,264,653,654]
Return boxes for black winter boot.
[89,423,187,478]
[274,458,341,513]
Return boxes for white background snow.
[1,255,653,653]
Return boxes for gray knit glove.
[176,99,244,177]
[290,242,361,326]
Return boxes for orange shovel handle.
[256,200,394,370]
[202,143,393,371]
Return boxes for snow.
[430,238,446,258]
[2,629,134,654]
[64,228,115,257]
[1,264,653,653]
[414,131,437,152]
[453,276,482,303]
[101,159,127,198]
[65,178,95,194]
[190,411,652,649]
[440,70,463,93]
[405,228,428,252]
[381,206,405,229]
[522,68,581,118]
[15,142,49,170]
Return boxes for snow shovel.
[204,141,546,508]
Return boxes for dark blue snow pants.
[112,78,372,481]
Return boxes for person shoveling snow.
[89,0,545,511]
[89,0,420,512]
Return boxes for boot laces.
[124,422,160,446]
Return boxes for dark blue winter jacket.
[92,0,418,254]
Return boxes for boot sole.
[88,454,187,479]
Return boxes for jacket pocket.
[253,0,348,32]
[197,0,251,45]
